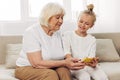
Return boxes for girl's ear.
[90,22,94,28]
[90,25,93,28]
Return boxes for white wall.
[0,20,37,35]
[92,0,119,33]
[0,0,120,35]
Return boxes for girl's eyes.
[79,21,83,23]
[79,21,89,25]
[86,23,89,25]
[80,21,82,23]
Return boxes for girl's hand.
[85,57,99,68]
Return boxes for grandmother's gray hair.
[39,2,65,27]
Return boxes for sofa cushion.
[99,62,120,80]
[5,44,22,69]
[96,39,120,62]
[0,65,19,80]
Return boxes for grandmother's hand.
[65,58,85,70]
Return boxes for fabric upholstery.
[99,62,120,80]
[96,39,120,62]
[0,33,120,80]
[5,44,22,69]
[0,65,18,80]
[0,36,22,64]
[92,33,120,56]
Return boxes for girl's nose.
[81,23,85,27]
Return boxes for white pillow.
[5,44,22,69]
[96,39,120,62]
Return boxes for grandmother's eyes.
[56,16,63,20]
[56,16,60,19]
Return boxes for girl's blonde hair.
[39,2,65,27]
[78,4,96,23]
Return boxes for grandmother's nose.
[59,18,63,23]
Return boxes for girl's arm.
[87,39,98,68]
[89,40,96,58]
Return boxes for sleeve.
[62,32,72,56]
[88,38,96,58]
[23,29,41,53]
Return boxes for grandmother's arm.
[27,51,66,69]
[27,51,85,70]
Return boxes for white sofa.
[0,33,120,80]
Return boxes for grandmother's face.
[48,14,64,31]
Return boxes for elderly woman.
[15,2,85,80]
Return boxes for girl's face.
[77,13,94,33]
[48,14,64,31]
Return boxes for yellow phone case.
[83,57,93,63]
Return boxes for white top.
[62,31,96,59]
[16,23,64,66]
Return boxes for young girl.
[63,4,108,80]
